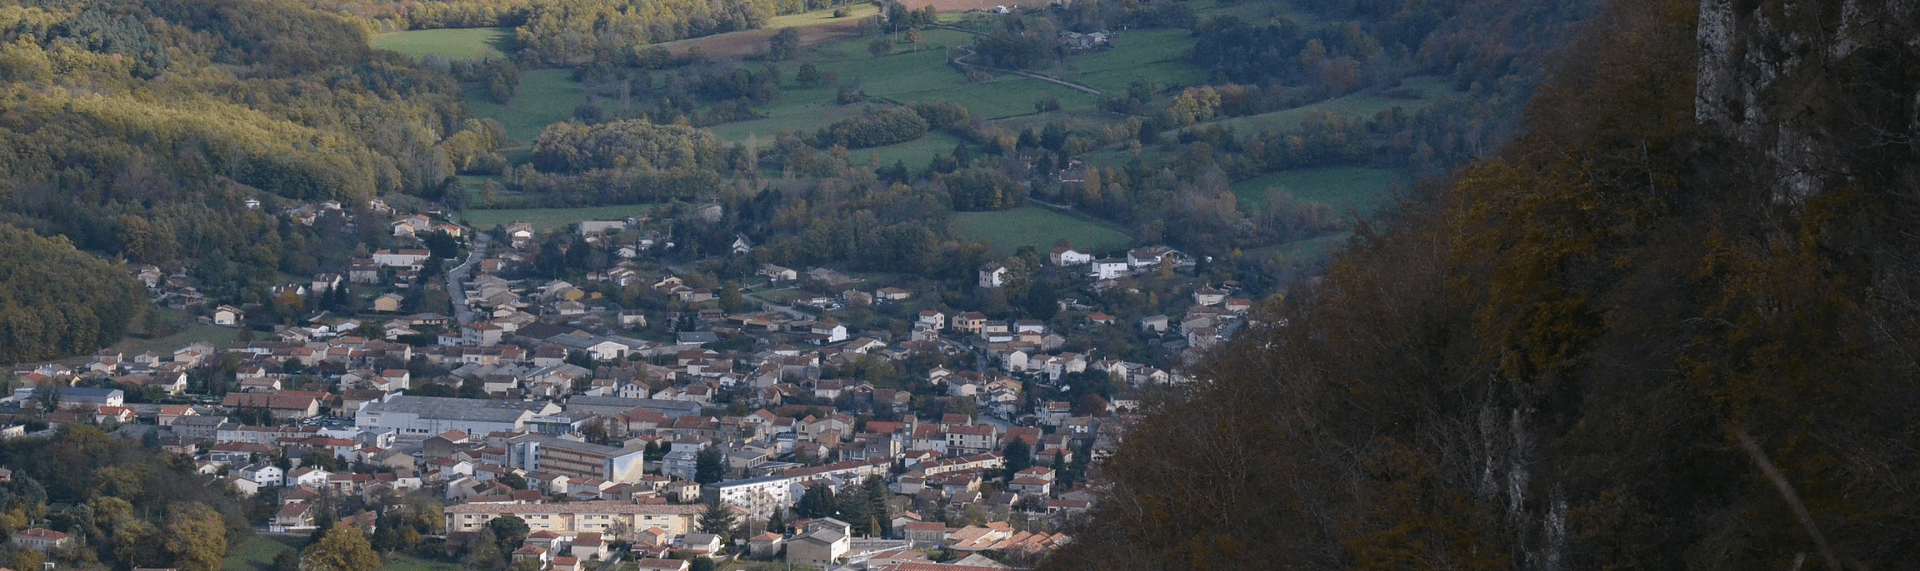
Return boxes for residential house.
[787,529,849,568]
[1090,258,1128,280]
[1127,246,1177,269]
[11,528,69,550]
[1192,285,1227,306]
[1049,245,1092,266]
[977,263,1008,288]
[213,305,245,326]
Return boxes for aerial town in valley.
[3,199,1258,571]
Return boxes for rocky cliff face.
[1696,0,1920,201]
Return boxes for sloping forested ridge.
[1046,0,1920,569]
[0,225,144,363]
[0,0,480,360]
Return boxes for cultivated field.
[954,206,1133,256]
[371,27,513,61]
[1231,167,1411,214]
[463,204,659,232]
[462,69,584,143]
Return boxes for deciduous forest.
[1045,0,1920,568]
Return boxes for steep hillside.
[0,0,481,359]
[1047,0,1920,568]
[0,225,145,363]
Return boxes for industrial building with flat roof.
[356,395,559,438]
[502,434,648,484]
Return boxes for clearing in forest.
[462,69,584,144]
[371,27,513,61]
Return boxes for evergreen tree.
[796,483,837,519]
[695,446,727,484]
[1002,438,1033,481]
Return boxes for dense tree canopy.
[0,224,145,363]
[1045,0,1920,569]
[531,119,725,173]
[0,0,477,341]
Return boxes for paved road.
[447,233,489,326]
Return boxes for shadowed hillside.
[1046,0,1920,568]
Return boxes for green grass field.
[705,27,1089,169]
[110,320,239,360]
[767,4,880,28]
[1232,167,1411,213]
[462,204,659,232]
[1246,231,1350,271]
[222,535,304,571]
[1203,76,1451,133]
[379,553,461,571]
[371,27,513,61]
[954,206,1132,256]
[463,69,584,144]
[863,131,967,167]
[1061,29,1207,94]
[224,536,456,571]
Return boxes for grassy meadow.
[1231,167,1411,213]
[463,69,584,144]
[954,206,1133,256]
[370,27,513,61]
[224,536,457,571]
[767,4,881,28]
[1058,29,1207,94]
[108,315,239,359]
[1205,75,1451,133]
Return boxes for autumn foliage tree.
[1044,0,1920,569]
[302,526,379,571]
